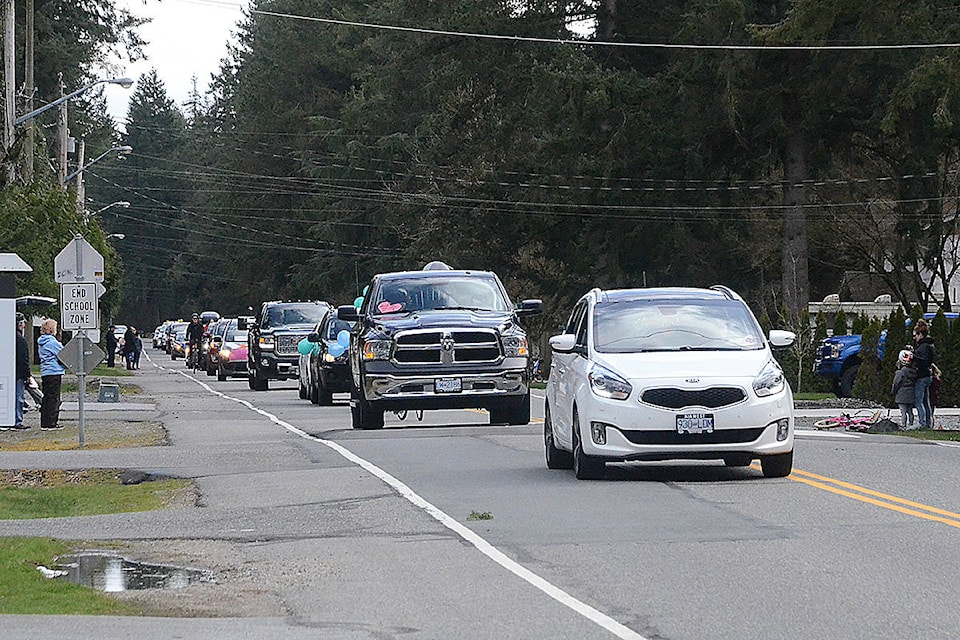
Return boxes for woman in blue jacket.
[38,319,65,430]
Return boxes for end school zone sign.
[60,283,99,330]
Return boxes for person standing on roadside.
[105,325,117,368]
[38,319,65,431]
[912,319,936,430]
[122,325,137,370]
[892,349,917,430]
[11,313,31,430]
[132,327,143,369]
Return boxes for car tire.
[309,380,320,405]
[544,402,573,470]
[723,454,753,467]
[298,378,308,400]
[317,379,333,406]
[206,362,215,376]
[489,392,531,426]
[351,388,383,430]
[572,409,605,480]
[217,366,227,382]
[760,450,793,478]
[247,373,255,389]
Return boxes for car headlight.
[219,348,231,359]
[502,334,529,357]
[754,359,787,397]
[323,352,336,363]
[362,339,392,361]
[588,364,632,400]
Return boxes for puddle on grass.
[56,553,213,592]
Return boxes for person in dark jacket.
[892,349,917,430]
[122,326,137,370]
[11,313,31,430]
[912,319,936,430]
[105,325,117,367]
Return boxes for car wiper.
[430,306,490,312]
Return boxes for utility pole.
[75,138,85,210]
[3,0,14,172]
[57,77,68,184]
[24,0,34,181]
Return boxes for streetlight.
[13,77,134,127]
[90,201,130,217]
[62,145,132,184]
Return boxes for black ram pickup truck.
[337,264,542,429]
[243,300,329,390]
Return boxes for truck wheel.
[217,366,227,382]
[309,380,320,404]
[351,389,383,429]
[489,392,531,425]
[839,364,860,398]
[252,369,269,391]
[317,379,334,406]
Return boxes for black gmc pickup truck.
[337,264,542,429]
[243,300,329,390]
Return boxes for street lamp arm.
[61,146,133,184]
[13,77,134,127]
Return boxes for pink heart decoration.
[378,301,403,313]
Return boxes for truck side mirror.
[516,299,543,317]
[337,305,360,322]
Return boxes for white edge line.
[161,364,648,640]
[795,429,862,439]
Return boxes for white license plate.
[676,413,714,434]
[435,378,462,393]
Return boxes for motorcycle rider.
[186,313,205,367]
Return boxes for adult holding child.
[912,319,936,430]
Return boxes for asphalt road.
[3,349,960,639]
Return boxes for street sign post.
[54,235,107,447]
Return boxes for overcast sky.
[108,0,248,122]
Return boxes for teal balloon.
[337,330,351,347]
[362,285,369,295]
[354,296,364,308]
[297,338,313,355]
[329,343,346,358]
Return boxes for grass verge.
[0,469,192,520]
[890,429,960,442]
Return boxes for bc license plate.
[676,413,714,434]
[435,378,462,394]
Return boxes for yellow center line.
[750,464,960,529]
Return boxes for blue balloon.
[337,330,351,347]
[297,338,313,355]
[328,343,346,358]
[354,296,364,308]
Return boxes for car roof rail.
[709,285,740,301]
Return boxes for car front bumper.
[577,387,794,461]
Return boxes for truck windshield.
[263,303,327,328]
[373,275,509,315]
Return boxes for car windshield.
[263,303,327,328]
[372,275,509,315]
[325,318,354,339]
[593,298,765,353]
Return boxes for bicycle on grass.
[813,409,883,432]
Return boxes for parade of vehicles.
[242,301,330,391]
[149,273,798,484]
[544,286,796,480]
[336,263,543,430]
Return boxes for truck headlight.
[502,334,529,357]
[259,335,275,351]
[588,364,632,400]
[362,339,392,361]
[754,359,786,397]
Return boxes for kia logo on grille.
[686,378,700,384]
